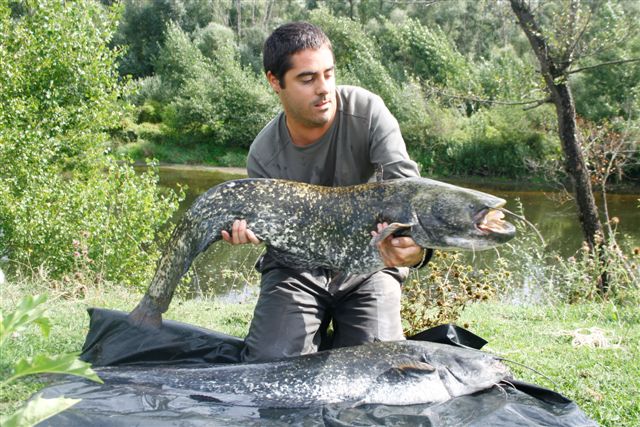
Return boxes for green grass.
[459,303,639,426]
[1,278,638,425]
[0,278,253,416]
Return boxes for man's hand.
[221,219,261,245]
[371,222,424,268]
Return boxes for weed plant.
[400,201,639,334]
[401,251,499,335]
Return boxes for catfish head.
[408,178,515,251]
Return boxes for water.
[143,165,640,299]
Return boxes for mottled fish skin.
[95,340,510,408]
[129,177,515,327]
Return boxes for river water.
[144,165,640,300]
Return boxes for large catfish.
[92,340,510,408]
[129,177,515,327]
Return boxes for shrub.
[401,252,500,335]
[411,105,559,178]
[153,24,277,149]
[374,17,474,91]
[0,1,181,287]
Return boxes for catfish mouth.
[474,207,515,239]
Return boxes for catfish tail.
[128,190,227,328]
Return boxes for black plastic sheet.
[30,308,596,426]
[80,308,244,366]
[36,379,595,426]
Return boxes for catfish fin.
[375,163,384,182]
[378,361,436,382]
[370,222,414,246]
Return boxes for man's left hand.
[371,222,424,268]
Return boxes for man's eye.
[302,78,313,84]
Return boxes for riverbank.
[1,278,638,426]
[133,156,640,194]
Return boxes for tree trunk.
[510,0,607,291]
[236,0,242,38]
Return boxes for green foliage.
[113,0,233,78]
[475,45,542,101]
[0,0,181,286]
[1,395,79,427]
[153,24,277,148]
[104,0,639,184]
[444,106,558,177]
[0,295,101,427]
[238,26,269,75]
[412,104,559,178]
[374,17,473,90]
[0,296,50,348]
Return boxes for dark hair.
[263,22,332,87]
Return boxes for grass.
[1,278,638,426]
[459,303,639,426]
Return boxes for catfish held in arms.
[129,177,515,328]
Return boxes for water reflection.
[141,165,639,299]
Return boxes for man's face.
[268,45,337,130]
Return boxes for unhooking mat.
[31,308,596,426]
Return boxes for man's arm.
[365,95,430,268]
[367,95,420,180]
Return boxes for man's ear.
[266,71,282,93]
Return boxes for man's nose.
[316,75,331,95]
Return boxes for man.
[222,22,430,362]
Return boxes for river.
[142,165,640,301]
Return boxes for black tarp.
[31,308,596,426]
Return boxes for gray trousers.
[241,254,408,362]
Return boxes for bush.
[401,251,499,335]
[153,24,278,149]
[137,101,163,124]
[411,105,560,178]
[374,17,474,91]
[0,1,181,287]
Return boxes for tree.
[113,0,232,78]
[509,0,640,291]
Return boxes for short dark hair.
[263,22,332,87]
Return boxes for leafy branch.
[0,295,102,427]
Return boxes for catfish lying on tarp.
[91,340,510,408]
[130,177,516,328]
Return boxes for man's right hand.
[221,219,261,245]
